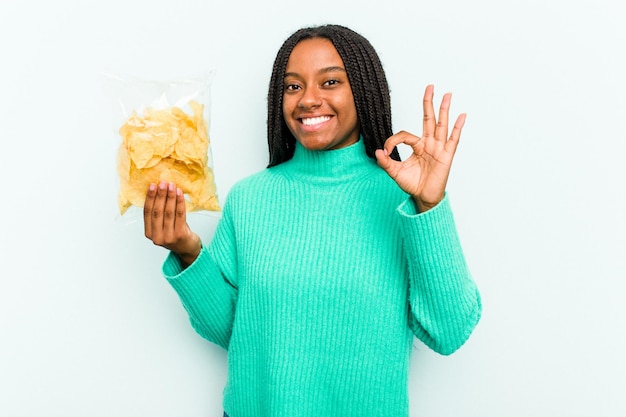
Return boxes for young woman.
[144,24,481,417]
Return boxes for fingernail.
[168,182,175,191]
[149,183,156,191]
[158,181,166,190]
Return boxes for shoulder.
[229,167,283,194]
[221,167,285,207]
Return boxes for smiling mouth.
[301,116,331,126]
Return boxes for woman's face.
[282,37,359,151]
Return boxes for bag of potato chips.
[103,70,220,218]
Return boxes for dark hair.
[266,24,400,167]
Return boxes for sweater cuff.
[162,243,207,278]
[162,244,226,289]
[396,193,462,262]
[396,193,450,218]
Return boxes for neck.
[278,138,377,183]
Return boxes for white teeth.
[301,116,330,125]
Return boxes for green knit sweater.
[163,139,481,417]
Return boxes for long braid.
[334,29,396,160]
[267,37,298,166]
[267,25,400,167]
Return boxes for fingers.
[374,148,400,179]
[436,93,451,142]
[174,186,188,235]
[146,181,169,244]
[445,113,466,155]
[382,130,422,155]
[162,182,178,239]
[144,181,187,247]
[422,84,435,139]
[376,132,421,176]
[143,182,159,240]
[422,85,463,146]
[374,148,393,170]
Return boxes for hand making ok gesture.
[375,84,466,212]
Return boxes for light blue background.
[1,0,624,416]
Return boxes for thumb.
[375,148,396,176]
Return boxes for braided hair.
[266,24,401,167]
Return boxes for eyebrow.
[284,66,346,78]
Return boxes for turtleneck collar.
[278,138,378,183]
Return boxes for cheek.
[341,96,358,126]
[282,97,298,133]
[339,89,357,117]
[281,98,290,120]
[282,95,296,119]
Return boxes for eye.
[284,80,301,92]
[323,79,339,87]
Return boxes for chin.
[297,139,333,151]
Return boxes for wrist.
[177,234,202,267]
[412,195,442,213]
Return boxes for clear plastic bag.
[102,70,220,219]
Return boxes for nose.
[298,86,322,109]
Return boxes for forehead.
[285,38,345,72]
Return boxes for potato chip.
[116,100,220,215]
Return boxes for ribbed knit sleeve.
[162,198,239,350]
[397,194,482,355]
